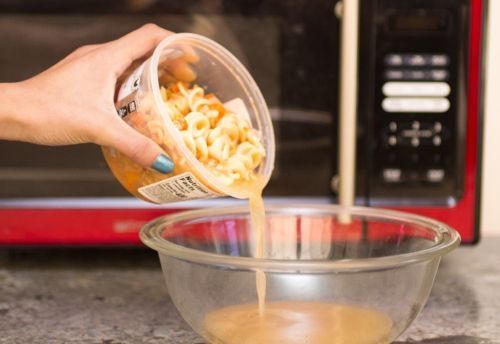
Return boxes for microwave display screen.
[389,12,450,32]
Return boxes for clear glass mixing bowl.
[140,205,460,344]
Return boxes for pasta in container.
[102,33,275,203]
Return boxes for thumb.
[106,119,174,174]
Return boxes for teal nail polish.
[152,154,174,174]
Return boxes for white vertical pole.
[338,0,359,223]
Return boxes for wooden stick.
[338,0,359,223]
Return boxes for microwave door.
[266,109,334,197]
[0,1,340,202]
[0,14,281,199]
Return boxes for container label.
[116,98,137,119]
[138,172,219,203]
[118,60,147,101]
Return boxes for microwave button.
[402,69,430,80]
[382,168,402,183]
[382,97,450,113]
[401,128,433,142]
[382,82,451,97]
[404,54,426,66]
[385,69,404,80]
[385,69,449,81]
[330,175,340,193]
[426,169,445,183]
[433,135,442,146]
[388,135,398,146]
[408,70,426,80]
[431,54,450,66]
[431,69,449,80]
[385,54,404,66]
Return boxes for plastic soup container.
[102,33,275,203]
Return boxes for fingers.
[109,24,173,76]
[158,45,199,82]
[179,45,200,63]
[104,118,174,174]
[109,24,199,83]
[166,58,197,82]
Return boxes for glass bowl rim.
[140,204,461,272]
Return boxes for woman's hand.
[0,24,174,173]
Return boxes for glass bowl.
[140,205,460,344]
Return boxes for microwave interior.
[0,0,469,206]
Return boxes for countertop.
[1,238,499,344]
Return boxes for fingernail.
[151,153,174,174]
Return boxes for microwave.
[0,0,485,245]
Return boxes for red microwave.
[0,0,485,245]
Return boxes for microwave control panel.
[368,0,468,203]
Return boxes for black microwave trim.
[0,0,333,15]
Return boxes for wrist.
[0,81,34,141]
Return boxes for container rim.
[140,204,461,272]
[148,33,275,199]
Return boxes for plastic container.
[140,205,461,343]
[102,33,275,203]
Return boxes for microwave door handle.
[338,0,359,224]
